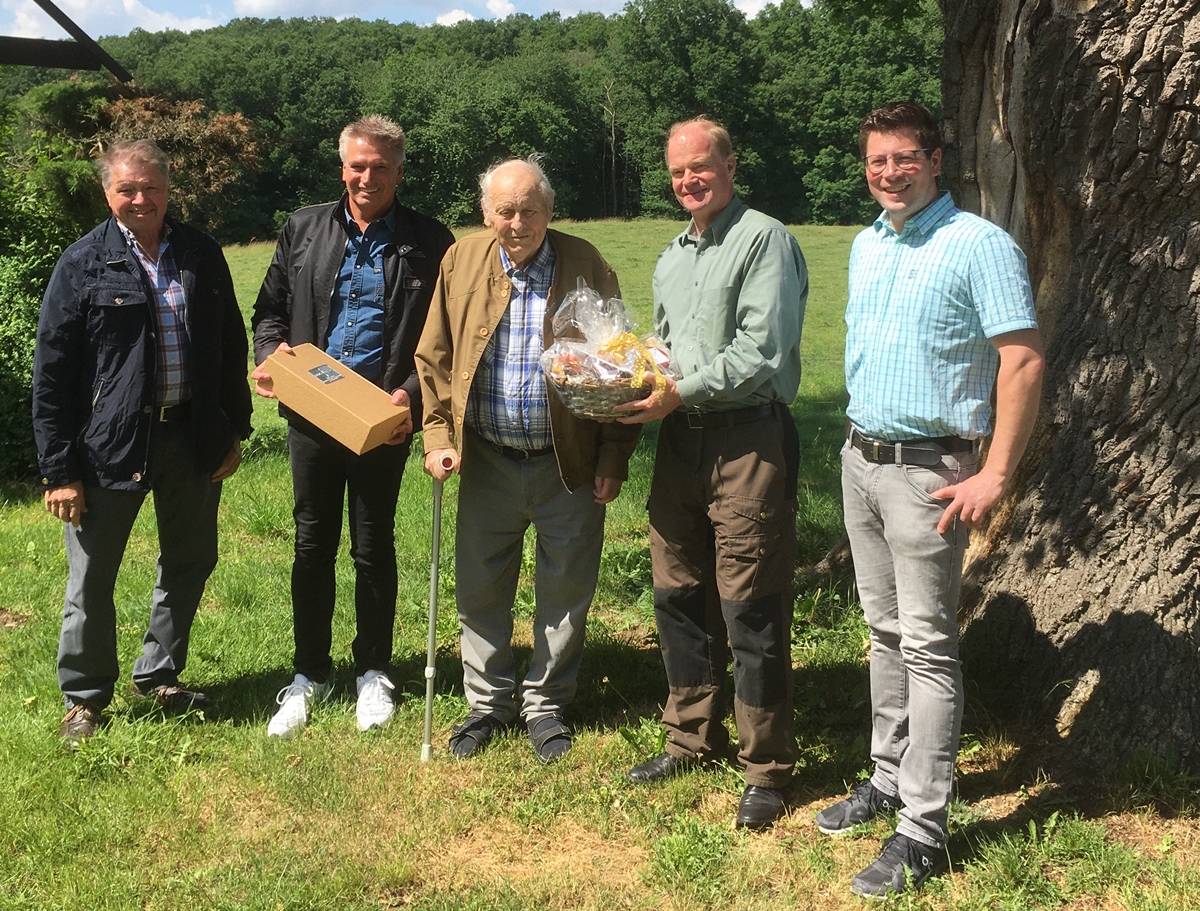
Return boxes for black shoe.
[527,713,572,764]
[59,703,102,749]
[815,779,902,835]
[850,833,948,899]
[448,711,509,759]
[627,752,695,783]
[735,785,787,830]
[135,683,212,711]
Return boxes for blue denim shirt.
[326,203,396,380]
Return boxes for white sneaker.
[355,670,395,731]
[267,673,331,738]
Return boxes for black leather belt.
[673,403,776,430]
[480,436,554,462]
[848,426,975,466]
[154,401,191,423]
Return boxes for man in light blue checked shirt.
[815,103,1045,899]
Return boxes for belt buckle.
[686,411,703,429]
[157,405,170,422]
[871,440,880,461]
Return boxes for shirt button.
[356,264,361,269]
[350,293,357,299]
[132,472,142,482]
[347,320,354,326]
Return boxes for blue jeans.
[58,420,222,709]
[454,429,606,724]
[841,440,977,848]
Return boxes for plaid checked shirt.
[120,222,191,406]
[466,237,556,451]
[845,192,1038,441]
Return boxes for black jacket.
[32,216,253,492]
[251,195,454,431]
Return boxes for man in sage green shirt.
[617,118,807,830]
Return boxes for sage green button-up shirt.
[653,196,807,411]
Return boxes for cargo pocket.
[713,495,787,600]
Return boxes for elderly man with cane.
[416,156,639,763]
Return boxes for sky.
[0,0,782,42]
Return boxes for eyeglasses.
[863,149,932,175]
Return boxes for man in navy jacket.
[33,139,252,747]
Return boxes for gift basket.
[541,280,679,419]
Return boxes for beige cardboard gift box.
[264,343,408,454]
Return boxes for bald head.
[480,159,554,268]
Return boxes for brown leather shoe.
[59,704,102,748]
[134,683,211,710]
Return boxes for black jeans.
[287,418,408,681]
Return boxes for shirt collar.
[117,218,171,256]
[343,198,397,235]
[872,190,955,238]
[678,195,746,247]
[499,234,555,282]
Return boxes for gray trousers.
[455,431,605,724]
[58,420,222,709]
[841,441,977,848]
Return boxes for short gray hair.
[479,155,555,212]
[339,115,406,164]
[96,139,170,189]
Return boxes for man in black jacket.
[251,116,454,737]
[33,139,252,747]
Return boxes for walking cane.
[422,454,454,762]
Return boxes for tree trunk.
[941,0,1200,772]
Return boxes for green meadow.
[1,221,1196,910]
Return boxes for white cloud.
[485,0,515,18]
[733,0,771,17]
[1,0,218,39]
[435,8,474,25]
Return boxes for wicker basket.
[548,376,652,419]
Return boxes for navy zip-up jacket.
[32,216,253,492]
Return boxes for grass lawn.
[1,220,1197,910]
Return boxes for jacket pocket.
[88,287,147,348]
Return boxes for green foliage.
[22,3,945,235]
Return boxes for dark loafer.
[135,683,212,710]
[736,785,787,829]
[59,703,102,749]
[527,713,572,764]
[449,711,509,759]
[627,751,695,783]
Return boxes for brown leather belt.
[848,426,975,466]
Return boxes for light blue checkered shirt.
[465,237,556,451]
[845,191,1038,440]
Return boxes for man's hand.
[384,389,413,445]
[45,481,86,528]
[425,448,459,481]
[211,440,242,482]
[593,476,623,505]
[615,373,683,424]
[250,341,292,398]
[930,470,1007,533]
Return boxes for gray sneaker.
[815,779,902,835]
[850,832,948,898]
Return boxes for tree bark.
[941,0,1200,772]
